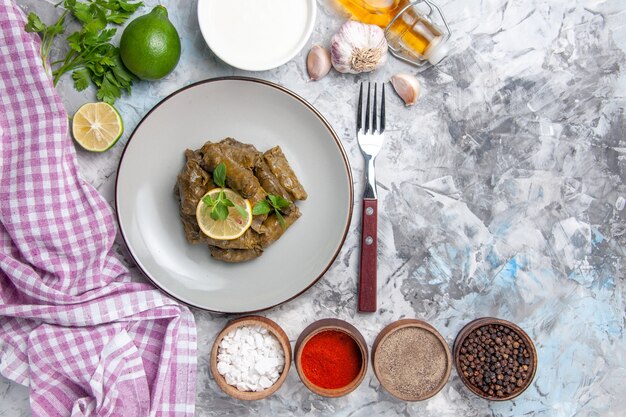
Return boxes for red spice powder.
[300,330,362,389]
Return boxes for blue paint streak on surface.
[487,246,503,269]
[568,269,596,287]
[591,227,605,245]
[596,274,616,291]
[446,244,458,259]
[494,257,519,287]
[427,246,453,285]
[493,220,512,237]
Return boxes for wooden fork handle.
[358,198,377,312]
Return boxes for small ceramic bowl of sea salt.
[210,316,292,400]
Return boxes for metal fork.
[356,82,385,313]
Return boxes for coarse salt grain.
[217,325,285,392]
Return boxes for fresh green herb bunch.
[25,0,142,104]
[201,163,249,221]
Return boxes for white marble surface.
[2,0,626,415]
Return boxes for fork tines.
[357,82,386,134]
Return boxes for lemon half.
[196,188,253,240]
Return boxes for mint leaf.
[72,68,91,91]
[210,206,220,221]
[215,203,229,221]
[213,163,226,188]
[253,195,291,221]
[200,164,244,223]
[235,205,248,219]
[275,210,286,228]
[268,194,291,211]
[202,194,215,206]
[252,200,271,216]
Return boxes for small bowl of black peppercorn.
[453,318,537,401]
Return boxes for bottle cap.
[426,37,449,65]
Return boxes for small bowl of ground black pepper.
[453,317,537,401]
[372,319,452,401]
[294,318,368,397]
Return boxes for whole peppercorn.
[457,323,534,399]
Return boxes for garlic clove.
[331,21,388,74]
[306,45,331,81]
[390,73,421,106]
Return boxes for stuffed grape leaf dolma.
[176,150,214,243]
[219,138,261,167]
[201,140,267,231]
[204,229,259,250]
[202,149,260,197]
[176,138,306,263]
[177,149,214,216]
[209,247,263,263]
[201,138,260,169]
[254,159,295,214]
[258,206,302,249]
[263,146,308,201]
[180,214,207,244]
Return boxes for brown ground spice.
[376,327,448,399]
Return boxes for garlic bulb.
[391,73,421,106]
[331,21,388,74]
[307,45,331,81]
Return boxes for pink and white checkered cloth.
[0,2,197,416]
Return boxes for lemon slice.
[196,188,253,240]
[72,102,123,152]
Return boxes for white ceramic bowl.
[197,0,316,71]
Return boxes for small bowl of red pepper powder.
[295,318,368,397]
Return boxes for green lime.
[119,5,181,80]
[72,102,123,152]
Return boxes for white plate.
[197,0,316,71]
[116,77,353,313]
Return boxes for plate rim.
[196,0,317,71]
[114,76,354,313]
